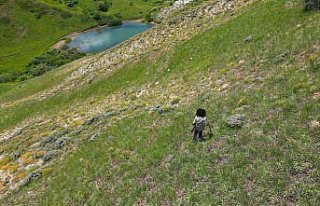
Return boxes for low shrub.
[25,48,85,77]
[144,13,153,22]
[108,18,122,27]
[92,12,122,26]
[0,48,85,83]
[98,1,110,12]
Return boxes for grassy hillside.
[1,0,320,204]
[0,0,167,74]
[0,0,94,74]
[40,0,166,18]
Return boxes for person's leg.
[193,130,199,143]
[199,131,205,141]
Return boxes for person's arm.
[192,116,197,125]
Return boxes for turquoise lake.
[66,22,152,53]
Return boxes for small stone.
[215,79,223,85]
[105,111,117,118]
[84,117,95,126]
[55,137,69,149]
[59,129,68,136]
[12,128,23,137]
[166,154,174,162]
[42,150,58,162]
[90,133,100,141]
[88,77,93,84]
[12,151,21,161]
[71,126,85,136]
[149,106,164,114]
[41,135,56,146]
[94,113,104,121]
[276,52,289,62]
[22,170,42,186]
[244,35,252,42]
[221,84,229,90]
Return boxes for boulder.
[71,126,85,136]
[22,170,42,186]
[83,117,95,126]
[94,113,104,121]
[42,150,58,162]
[226,114,246,128]
[12,128,23,137]
[55,137,69,149]
[41,134,56,146]
[105,111,117,118]
[149,106,164,114]
[59,129,69,136]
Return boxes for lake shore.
[52,19,150,50]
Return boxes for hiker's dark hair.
[196,108,206,117]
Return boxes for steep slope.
[1,0,320,204]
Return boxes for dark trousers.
[193,129,204,142]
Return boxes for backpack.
[195,116,206,131]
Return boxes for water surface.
[66,22,152,53]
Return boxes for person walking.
[192,108,211,143]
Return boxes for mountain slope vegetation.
[1,0,320,205]
[0,0,168,74]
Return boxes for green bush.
[92,12,122,26]
[98,1,110,12]
[97,15,113,25]
[144,13,153,22]
[25,48,86,77]
[108,18,122,26]
[0,49,85,83]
